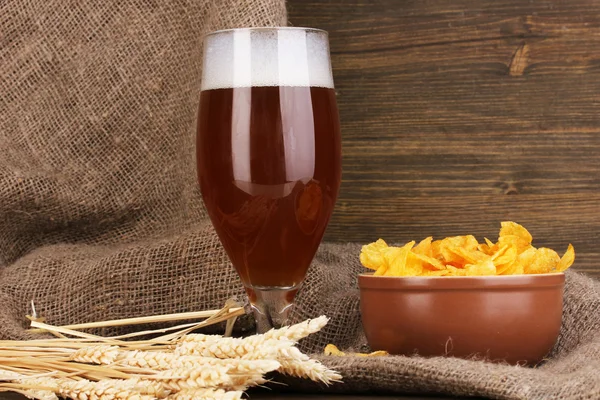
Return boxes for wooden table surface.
[288,0,600,279]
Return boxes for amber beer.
[198,85,340,292]
[197,28,340,326]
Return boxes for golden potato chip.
[498,222,533,254]
[384,241,416,276]
[445,265,468,276]
[525,247,560,274]
[499,221,533,244]
[360,239,388,270]
[373,263,388,276]
[324,344,388,357]
[361,222,574,277]
[431,240,442,259]
[492,245,518,274]
[497,234,533,255]
[356,350,389,357]
[439,235,480,266]
[478,237,498,255]
[409,252,446,270]
[324,344,346,356]
[465,259,497,276]
[413,236,433,256]
[454,247,489,264]
[558,244,575,272]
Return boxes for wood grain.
[288,0,600,278]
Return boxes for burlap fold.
[1,0,599,399]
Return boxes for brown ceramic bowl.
[359,273,565,365]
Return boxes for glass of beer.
[196,27,341,332]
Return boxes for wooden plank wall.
[288,0,600,278]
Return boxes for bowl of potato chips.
[358,222,574,365]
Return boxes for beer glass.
[196,27,341,332]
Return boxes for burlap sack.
[1,1,599,399]
[0,0,287,339]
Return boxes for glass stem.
[249,286,297,333]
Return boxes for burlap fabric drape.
[0,1,598,399]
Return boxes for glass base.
[246,285,300,333]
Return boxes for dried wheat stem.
[263,316,328,342]
[278,359,342,385]
[168,388,244,400]
[70,345,120,365]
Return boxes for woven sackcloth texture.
[1,1,599,399]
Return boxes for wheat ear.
[263,316,328,342]
[124,378,170,398]
[147,366,234,391]
[168,388,243,400]
[175,337,298,360]
[278,359,342,385]
[14,377,59,400]
[0,369,26,381]
[117,350,176,369]
[69,345,120,365]
[171,357,280,375]
[61,378,157,400]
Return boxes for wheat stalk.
[1,306,342,399]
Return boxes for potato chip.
[465,259,497,276]
[439,235,480,266]
[498,222,533,254]
[525,247,560,274]
[360,239,388,270]
[324,344,388,357]
[431,240,443,258]
[409,252,446,270]
[384,241,416,276]
[478,237,498,255]
[413,236,433,256]
[499,221,533,244]
[492,245,518,274]
[558,244,575,272]
[497,234,533,255]
[324,344,346,356]
[360,222,575,277]
[503,261,525,275]
[445,265,468,276]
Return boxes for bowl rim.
[358,272,565,290]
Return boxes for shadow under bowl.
[358,273,565,365]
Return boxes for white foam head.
[201,28,334,90]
